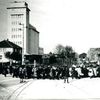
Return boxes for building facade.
[0,40,22,63]
[7,1,39,55]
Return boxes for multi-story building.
[7,1,39,55]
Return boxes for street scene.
[0,61,100,100]
[1,73,100,100]
[0,0,100,100]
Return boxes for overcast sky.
[0,0,100,54]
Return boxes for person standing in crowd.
[3,64,7,77]
[32,66,37,79]
[71,67,78,79]
[26,65,32,79]
[12,65,17,78]
[51,66,56,79]
[56,67,61,80]
[9,65,13,75]
[97,65,100,77]
[19,65,26,83]
[63,66,69,83]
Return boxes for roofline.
[6,40,13,48]
[0,40,22,49]
[33,29,39,34]
[7,7,30,11]
[0,47,22,49]
[29,24,39,34]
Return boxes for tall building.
[7,1,39,55]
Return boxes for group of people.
[0,63,100,83]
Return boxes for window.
[13,35,15,38]
[3,48,6,52]
[0,55,2,59]
[0,49,2,52]
[11,14,24,19]
[20,41,22,44]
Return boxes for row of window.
[11,14,24,19]
[11,21,21,25]
[14,41,22,45]
[0,48,7,52]
[11,35,22,38]
[0,55,2,59]
[12,28,22,32]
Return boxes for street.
[0,74,100,100]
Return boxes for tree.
[54,44,65,65]
[79,53,87,59]
[54,44,65,55]
[5,51,12,65]
[49,53,57,64]
[5,52,12,59]
[64,46,75,67]
[54,44,78,66]
[79,53,87,64]
[5,51,22,62]
[11,52,22,61]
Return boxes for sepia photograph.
[0,0,100,100]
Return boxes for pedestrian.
[9,65,13,75]
[97,66,100,77]
[32,66,37,79]
[19,65,26,83]
[63,66,69,83]
[3,65,7,77]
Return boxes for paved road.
[0,74,31,100]
[0,74,100,100]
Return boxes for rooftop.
[29,24,39,33]
[7,1,30,11]
[0,40,22,49]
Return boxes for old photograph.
[0,0,100,100]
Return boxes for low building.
[0,40,22,64]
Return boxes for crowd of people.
[0,63,100,83]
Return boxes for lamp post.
[19,23,24,65]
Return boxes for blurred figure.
[71,67,78,79]
[9,65,13,75]
[97,66,100,77]
[19,65,26,83]
[3,65,7,77]
[26,65,32,79]
[32,66,37,79]
[63,66,69,83]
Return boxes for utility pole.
[19,23,24,65]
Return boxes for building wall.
[7,1,30,55]
[28,27,39,54]
[7,1,39,55]
[7,1,40,55]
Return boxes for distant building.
[0,40,22,63]
[7,1,39,55]
[38,47,44,55]
[87,48,100,62]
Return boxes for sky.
[0,0,100,54]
